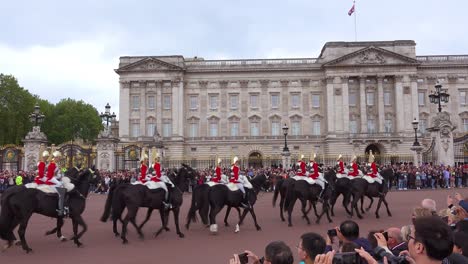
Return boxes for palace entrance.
[248,151,263,168]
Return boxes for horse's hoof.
[178,233,185,238]
[164,227,170,232]
[358,215,363,219]
[255,225,261,231]
[235,224,240,233]
[328,220,333,223]
[122,239,128,244]
[376,215,380,219]
[15,240,21,246]
[75,241,83,248]
[365,208,371,212]
[45,231,54,236]
[25,247,33,253]
[185,224,190,230]
[60,236,68,242]
[114,232,120,237]
[388,213,393,217]
[288,223,292,227]
[138,234,144,240]
[225,223,230,227]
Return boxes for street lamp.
[428,82,450,113]
[412,118,420,147]
[282,123,289,152]
[100,103,116,129]
[29,104,45,127]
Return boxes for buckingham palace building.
[114,40,468,168]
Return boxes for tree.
[42,98,103,144]
[0,74,36,145]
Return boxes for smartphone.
[382,231,389,241]
[333,252,364,264]
[238,252,248,264]
[328,229,337,238]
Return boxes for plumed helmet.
[310,153,316,161]
[352,155,357,162]
[217,157,222,165]
[337,154,342,161]
[232,156,239,164]
[368,150,375,163]
[140,148,148,162]
[52,151,61,158]
[300,154,305,160]
[42,150,50,157]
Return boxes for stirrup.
[241,202,251,209]
[163,202,173,209]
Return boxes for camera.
[238,253,248,264]
[332,252,364,264]
[328,228,338,238]
[382,231,389,241]
[374,246,409,264]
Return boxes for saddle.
[292,176,317,185]
[362,174,383,184]
[133,181,168,192]
[226,176,253,192]
[25,177,75,194]
[206,181,220,187]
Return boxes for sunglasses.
[406,234,416,242]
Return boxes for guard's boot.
[240,192,251,209]
[318,188,325,203]
[56,187,67,217]
[163,188,173,209]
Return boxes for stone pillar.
[326,77,335,133]
[96,129,120,171]
[377,76,385,132]
[410,75,419,121]
[119,81,130,138]
[359,76,367,133]
[427,112,456,166]
[22,126,48,172]
[341,76,350,133]
[395,76,405,132]
[281,151,291,170]
[410,145,424,167]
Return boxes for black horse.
[327,169,353,217]
[348,167,393,219]
[0,167,100,252]
[100,165,195,244]
[189,174,268,234]
[282,173,333,227]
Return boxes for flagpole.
[354,0,357,41]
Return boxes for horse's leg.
[343,193,352,215]
[248,208,261,231]
[312,201,319,219]
[360,197,365,214]
[154,209,167,238]
[235,209,249,233]
[287,196,297,227]
[224,206,232,227]
[71,215,87,247]
[17,212,33,253]
[235,207,242,225]
[121,207,138,244]
[330,192,338,217]
[209,205,223,233]
[279,195,285,222]
[135,208,154,239]
[382,196,392,217]
[172,207,185,238]
[366,197,374,212]
[56,217,67,241]
[354,195,363,219]
[300,198,311,225]
[112,217,120,237]
[375,197,383,219]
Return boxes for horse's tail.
[0,188,19,241]
[100,183,117,222]
[186,186,202,224]
[272,178,283,207]
[283,180,295,212]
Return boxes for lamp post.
[100,103,116,129]
[282,123,289,152]
[411,118,420,147]
[428,82,450,113]
[29,104,45,127]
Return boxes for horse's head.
[74,166,101,197]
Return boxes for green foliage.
[0,74,36,145]
[0,74,104,146]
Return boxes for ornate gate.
[57,142,94,169]
[454,134,468,165]
[0,145,22,172]
[123,145,141,170]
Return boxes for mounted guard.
[347,155,362,178]
[363,150,383,184]
[138,148,149,183]
[308,153,326,190]
[229,156,252,208]
[34,146,49,184]
[208,156,226,186]
[296,154,307,177]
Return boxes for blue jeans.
[398,179,407,189]
[431,178,436,188]
[444,178,450,188]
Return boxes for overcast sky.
[1,0,467,117]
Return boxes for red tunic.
[367,162,378,178]
[348,163,359,177]
[151,163,162,182]
[34,161,46,184]
[309,162,319,179]
[212,166,222,183]
[296,161,306,176]
[229,165,240,183]
[139,163,148,183]
[337,161,345,174]
[44,162,57,185]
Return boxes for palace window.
[311,94,320,108]
[209,119,219,137]
[271,120,280,136]
[384,119,393,133]
[250,94,259,108]
[162,121,172,137]
[146,118,156,136]
[249,116,261,136]
[463,118,468,132]
[291,121,301,136]
[271,94,280,109]
[209,95,218,110]
[230,94,239,109]
[419,119,427,134]
[291,93,300,108]
[188,118,199,138]
[384,92,391,106]
[312,120,321,136]
[132,95,140,110]
[230,122,239,136]
[367,119,376,134]
[189,95,198,110]
[460,91,467,105]
[163,95,171,110]
[131,122,140,137]
[349,92,357,106]
[366,92,375,106]
[147,96,155,110]
[349,120,358,134]
[418,92,425,106]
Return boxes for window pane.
[271,94,279,108]
[418,92,425,106]
[463,118,468,132]
[312,95,320,108]
[163,95,171,110]
[271,121,280,136]
[210,96,218,109]
[148,96,155,109]
[189,123,198,137]
[366,93,375,106]
[250,122,259,136]
[384,119,393,133]
[291,94,300,108]
[349,93,357,106]
[147,123,155,136]
[163,123,171,137]
[460,91,467,105]
[350,120,358,134]
[189,96,198,109]
[312,121,321,135]
[250,95,259,108]
[231,122,239,136]
[132,96,140,110]
[384,92,391,106]
[230,95,238,109]
[210,123,218,137]
[419,119,427,134]
[131,123,140,137]
[291,121,301,136]
[367,119,376,133]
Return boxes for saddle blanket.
[206,181,219,187]
[293,176,317,185]
[25,177,75,194]
[336,173,361,181]
[132,181,168,191]
[362,175,383,184]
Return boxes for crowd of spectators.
[229,193,468,264]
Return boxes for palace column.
[341,76,350,133]
[410,75,419,121]
[359,76,367,133]
[395,75,405,132]
[326,77,335,133]
[377,76,385,132]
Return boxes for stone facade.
[116,40,468,167]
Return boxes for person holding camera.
[229,241,294,264]
[327,220,372,253]
[296,232,326,264]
